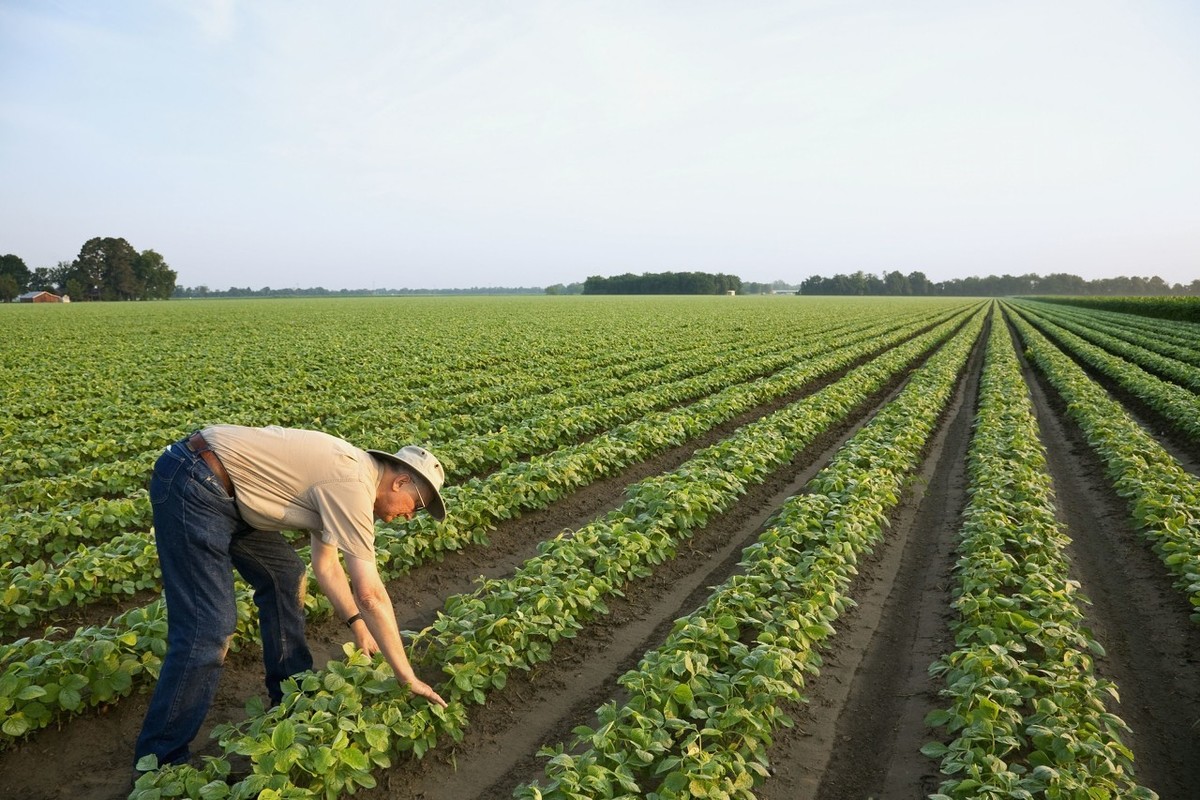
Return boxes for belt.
[186,432,235,496]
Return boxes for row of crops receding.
[2,295,1199,800]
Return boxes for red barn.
[17,291,62,303]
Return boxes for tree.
[844,271,870,295]
[29,267,56,292]
[65,237,176,300]
[134,249,178,299]
[906,271,932,295]
[70,237,137,299]
[1036,272,1086,295]
[883,270,910,295]
[583,271,739,295]
[800,274,829,295]
[45,261,74,294]
[0,274,19,302]
[0,254,31,296]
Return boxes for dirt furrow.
[1011,320,1200,800]
[354,321,970,799]
[749,311,1199,800]
[752,311,983,800]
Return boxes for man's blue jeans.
[134,439,313,767]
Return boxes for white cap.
[366,445,447,520]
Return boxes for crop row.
[0,318,787,504]
[1030,298,1200,352]
[1032,295,1200,324]
[513,297,985,800]
[922,315,1154,798]
[0,308,948,565]
[1,301,671,434]
[0,309,960,634]
[0,333,782,558]
[1006,305,1200,620]
[4,299,914,478]
[1009,300,1200,392]
[1014,300,1200,369]
[0,307,979,743]
[0,322,777,497]
[1009,304,1200,447]
[127,307,986,798]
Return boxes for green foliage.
[0,297,976,746]
[1010,302,1200,446]
[0,254,31,299]
[924,314,1155,798]
[1007,304,1200,617]
[582,271,742,295]
[516,307,986,799]
[1014,300,1200,392]
[1035,295,1200,323]
[0,274,21,302]
[8,293,1188,796]
[1014,299,1200,370]
[55,236,177,301]
[128,302,985,796]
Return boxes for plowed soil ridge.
[1009,319,1200,800]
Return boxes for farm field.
[1,294,1199,800]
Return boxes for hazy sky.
[3,1,1199,290]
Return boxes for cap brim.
[367,450,447,521]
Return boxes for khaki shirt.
[202,424,381,561]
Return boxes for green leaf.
[661,772,689,792]
[271,719,296,750]
[671,684,694,705]
[198,780,232,799]
[920,741,950,758]
[364,724,389,753]
[342,746,370,771]
[58,687,83,711]
[2,714,29,738]
[16,685,47,701]
[924,709,953,727]
[135,754,160,772]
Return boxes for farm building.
[16,290,63,303]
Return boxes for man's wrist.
[346,612,363,627]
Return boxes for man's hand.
[351,624,379,656]
[404,676,447,708]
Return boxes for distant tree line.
[543,282,585,295]
[582,271,743,295]
[9,252,1197,303]
[799,270,1200,297]
[0,237,177,301]
[171,285,545,298]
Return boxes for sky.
[2,0,1199,291]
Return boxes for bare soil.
[3,314,1199,800]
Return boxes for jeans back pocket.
[150,446,187,506]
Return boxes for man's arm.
[309,535,378,654]
[309,535,446,707]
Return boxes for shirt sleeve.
[309,480,376,561]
